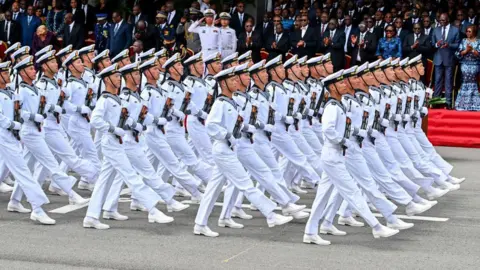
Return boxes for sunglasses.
[385,30,394,32]
[413,27,421,30]
[273,20,281,22]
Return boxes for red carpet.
[427,109,480,148]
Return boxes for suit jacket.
[129,13,148,25]
[402,33,432,60]
[166,11,181,29]
[0,20,22,46]
[396,28,410,43]
[82,4,97,32]
[265,32,290,60]
[238,30,262,63]
[432,25,460,66]
[404,18,422,32]
[19,15,41,47]
[320,29,346,71]
[291,26,317,57]
[230,12,253,37]
[257,21,273,44]
[63,22,85,49]
[348,31,377,65]
[108,21,133,57]
[11,12,25,22]
[67,7,86,26]
[134,24,157,50]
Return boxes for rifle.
[83,88,94,122]
[265,106,275,141]
[229,115,243,149]
[294,98,306,131]
[199,93,213,125]
[133,105,148,143]
[54,90,65,124]
[36,95,47,132]
[371,109,380,144]
[178,91,191,127]
[394,97,402,131]
[381,103,391,134]
[403,96,412,128]
[285,97,294,131]
[12,88,21,140]
[308,92,316,125]
[420,91,429,118]
[343,116,352,156]
[314,89,328,122]
[247,105,257,144]
[358,110,368,148]
[158,97,173,134]
[117,107,129,144]
[412,95,419,128]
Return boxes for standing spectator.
[423,17,433,39]
[404,8,421,32]
[317,12,329,39]
[403,23,431,64]
[432,13,460,109]
[376,25,402,59]
[188,9,221,56]
[467,8,478,25]
[128,4,147,25]
[108,11,132,57]
[394,17,409,43]
[96,0,111,22]
[46,0,66,38]
[0,10,22,46]
[130,40,143,63]
[94,13,111,54]
[133,20,156,51]
[230,1,252,37]
[31,25,58,56]
[348,21,377,65]
[258,12,273,44]
[218,12,237,60]
[265,23,290,60]
[281,9,294,32]
[165,1,180,29]
[63,12,84,49]
[154,12,172,49]
[455,25,480,111]
[80,0,96,34]
[291,15,317,58]
[177,7,202,54]
[320,19,346,71]
[20,5,42,48]
[456,10,471,34]
[238,20,262,63]
[67,0,85,26]
[341,15,356,53]
[36,7,46,25]
[11,2,24,22]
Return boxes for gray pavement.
[0,146,479,270]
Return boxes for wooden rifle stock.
[285,98,294,131]
[83,88,94,122]
[403,96,412,128]
[54,90,66,124]
[199,94,213,125]
[37,95,46,132]
[308,92,316,125]
[294,98,306,131]
[265,106,275,141]
[12,100,21,140]
[178,92,191,127]
[394,97,402,131]
[134,105,148,143]
[159,97,173,134]
[247,105,257,144]
[343,117,351,156]
[229,115,243,149]
[117,107,129,144]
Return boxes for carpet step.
[428,135,480,148]
[428,119,480,128]
[428,109,480,120]
[428,126,480,138]
[426,109,480,148]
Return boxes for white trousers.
[414,124,453,175]
[186,117,215,167]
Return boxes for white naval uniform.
[163,79,212,184]
[141,83,202,198]
[102,88,176,213]
[303,78,324,157]
[194,95,277,226]
[86,92,162,219]
[11,82,77,201]
[218,27,237,59]
[0,87,49,208]
[305,98,380,235]
[187,20,221,57]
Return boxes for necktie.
[114,23,119,35]
[442,27,445,40]
[321,25,325,35]
[6,21,10,41]
[330,30,334,37]
[167,13,171,24]
[276,34,279,43]
[240,14,243,25]
[376,21,380,26]
[28,16,31,25]
[13,13,17,20]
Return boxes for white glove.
[125,118,134,128]
[197,110,208,120]
[403,115,411,122]
[342,139,353,149]
[395,114,402,122]
[143,114,154,126]
[285,116,294,124]
[357,129,367,138]
[188,103,199,115]
[49,104,63,113]
[319,108,325,115]
[305,108,314,117]
[381,118,390,127]
[264,124,275,133]
[227,135,237,147]
[346,111,353,118]
[294,112,303,120]
[113,127,125,137]
[133,122,144,132]
[171,108,185,120]
[154,117,168,126]
[80,105,91,115]
[10,121,21,130]
[33,114,45,123]
[421,107,428,116]
[269,103,277,111]
[242,123,256,134]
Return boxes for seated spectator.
[97,0,112,22]
[67,0,85,27]
[20,5,42,48]
[281,9,294,31]
[46,0,66,38]
[238,20,262,63]
[265,23,289,60]
[133,20,157,51]
[32,25,58,55]
[376,25,402,59]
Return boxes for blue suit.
[107,21,133,57]
[20,15,42,48]
[431,25,460,106]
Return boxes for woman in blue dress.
[46,0,66,38]
[455,25,480,111]
[376,25,402,60]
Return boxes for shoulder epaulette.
[102,92,121,105]
[325,98,346,112]
[167,80,186,92]
[67,77,87,88]
[218,95,237,110]
[19,82,38,94]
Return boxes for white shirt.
[414,33,420,43]
[344,25,351,52]
[275,33,283,43]
[13,12,19,20]
[246,31,252,38]
[238,12,244,25]
[320,23,327,34]
[397,28,402,36]
[72,8,76,15]
[469,17,476,24]
[114,20,123,34]
[69,21,75,33]
[82,4,88,24]
[329,29,336,39]
[4,20,11,42]
[425,28,431,36]
[167,10,176,25]
[441,24,450,41]
[301,25,308,38]
[135,13,142,24]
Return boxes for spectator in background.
[218,12,237,60]
[281,9,293,32]
[46,0,66,38]
[165,1,180,29]
[376,25,402,59]
[455,25,480,111]
[0,10,22,46]
[63,12,84,49]
[97,0,111,22]
[31,25,58,55]
[456,9,471,35]
[320,19,346,71]
[231,1,252,37]
[348,21,377,65]
[81,0,96,34]
[155,12,171,48]
[130,40,143,63]
[238,19,262,63]
[265,23,289,60]
[133,20,156,51]
[94,13,111,54]
[67,0,85,27]
[20,5,42,48]
[128,4,147,25]
[108,11,132,57]
[11,2,24,22]
[177,7,202,54]
[394,17,409,43]
[36,7,47,25]
[403,23,431,66]
[257,12,273,44]
[291,15,317,58]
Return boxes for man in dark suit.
[130,40,143,63]
[19,5,41,47]
[11,1,25,22]
[432,13,460,109]
[67,0,85,27]
[238,21,262,63]
[403,8,421,32]
[402,23,432,64]
[165,1,181,29]
[291,15,317,57]
[0,11,22,46]
[133,20,157,51]
[320,19,346,71]
[422,17,434,41]
[265,23,290,60]
[348,21,377,65]
[257,13,273,44]
[373,11,385,29]
[230,1,253,37]
[467,8,479,26]
[128,4,148,25]
[108,12,133,57]
[394,17,409,43]
[81,0,96,33]
[341,15,357,55]
[63,12,85,49]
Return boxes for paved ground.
[0,146,479,270]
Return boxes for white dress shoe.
[249,203,259,211]
[387,219,414,230]
[48,185,68,196]
[77,181,94,191]
[231,207,253,220]
[450,176,466,184]
[368,203,378,212]
[198,184,206,193]
[7,202,31,213]
[103,211,129,221]
[282,203,306,215]
[303,234,331,245]
[291,211,310,219]
[267,213,293,228]
[300,181,316,189]
[218,218,244,229]
[320,225,347,236]
[405,202,432,216]
[83,217,110,230]
[291,185,307,194]
[443,182,460,191]
[167,200,190,212]
[372,225,399,239]
[0,182,13,193]
[190,194,202,204]
[175,188,191,197]
[425,188,448,200]
[419,199,438,207]
[338,216,364,227]
[4,177,14,185]
[68,191,89,205]
[194,224,219,237]
[30,211,56,225]
[130,202,148,212]
[148,209,174,224]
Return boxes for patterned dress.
[455,38,480,111]
[46,9,66,38]
[376,37,402,59]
